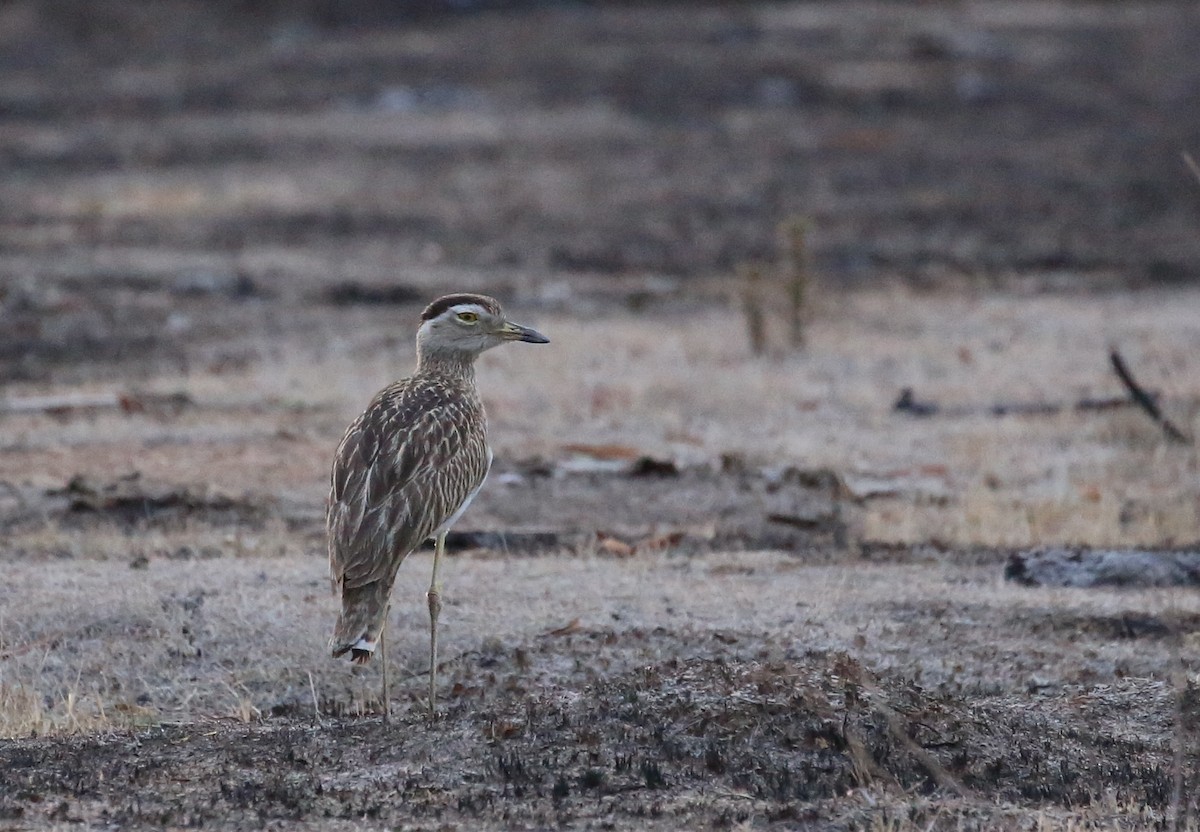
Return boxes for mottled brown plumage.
[328,363,489,657]
[326,292,548,718]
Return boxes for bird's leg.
[380,611,390,723]
[427,531,447,719]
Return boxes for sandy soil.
[2,1,1200,829]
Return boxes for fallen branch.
[833,654,972,799]
[0,391,191,416]
[895,349,1192,440]
[1005,548,1200,588]
[894,387,1147,419]
[1109,350,1190,444]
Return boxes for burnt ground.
[2,1,1200,829]
[1,649,1191,830]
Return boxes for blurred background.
[3,1,1199,326]
[1,4,1200,812]
[3,0,1198,547]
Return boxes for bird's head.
[415,293,549,361]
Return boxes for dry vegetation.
[3,287,1198,829]
[2,0,1200,829]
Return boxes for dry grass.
[1,287,1197,828]
[3,286,1197,549]
[3,547,1199,735]
[491,288,1197,547]
[848,798,1184,832]
[0,682,105,738]
[1,1,1197,824]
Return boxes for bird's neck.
[414,348,478,384]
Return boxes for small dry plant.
[739,216,814,355]
[0,680,111,738]
[739,262,769,356]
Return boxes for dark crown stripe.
[421,293,503,321]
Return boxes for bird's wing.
[327,386,488,590]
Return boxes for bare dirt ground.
[2,1,1200,829]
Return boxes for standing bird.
[327,293,548,718]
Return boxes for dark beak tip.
[515,326,549,344]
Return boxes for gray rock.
[1005,548,1200,588]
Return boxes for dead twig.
[396,648,480,684]
[894,387,1153,420]
[848,662,973,800]
[308,671,324,727]
[0,391,191,417]
[1109,350,1190,444]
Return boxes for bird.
[327,292,548,719]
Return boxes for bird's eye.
[456,311,479,324]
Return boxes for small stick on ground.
[893,387,1148,419]
[1109,350,1190,444]
[855,666,972,799]
[307,671,323,726]
[0,391,191,416]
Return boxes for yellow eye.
[456,311,479,323]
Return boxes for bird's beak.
[500,321,549,343]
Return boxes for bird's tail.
[330,582,391,664]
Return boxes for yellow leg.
[380,613,390,723]
[427,531,447,719]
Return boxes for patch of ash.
[0,643,1190,828]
